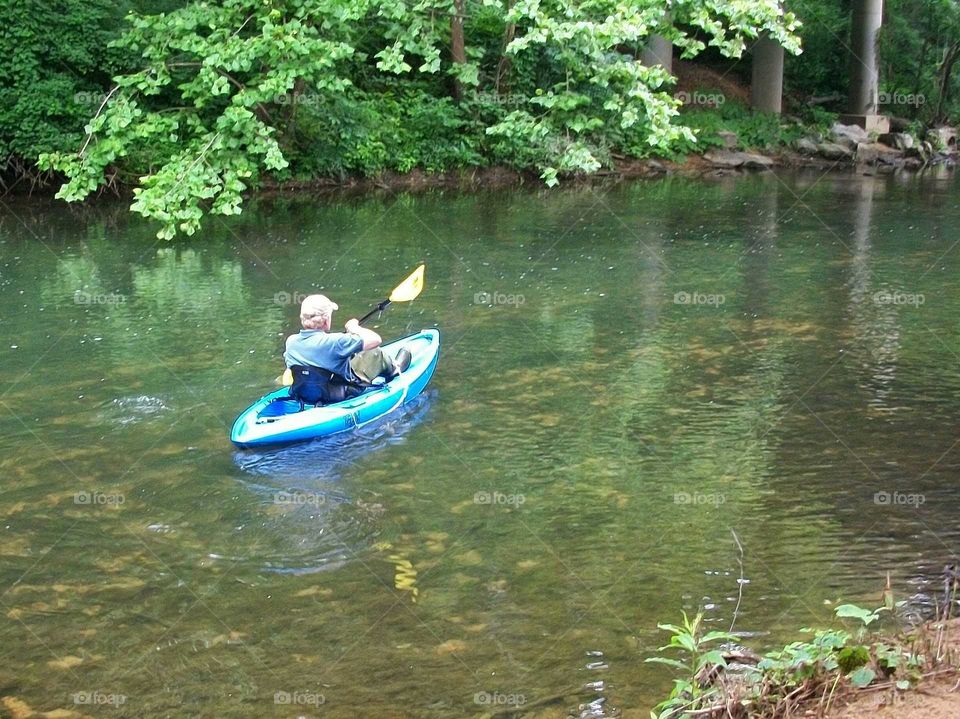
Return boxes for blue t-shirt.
[284,330,364,379]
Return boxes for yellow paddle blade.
[275,368,293,386]
[388,264,425,303]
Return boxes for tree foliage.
[0,0,128,184]
[39,0,799,238]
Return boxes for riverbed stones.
[905,141,934,161]
[877,132,914,150]
[703,149,774,169]
[795,137,819,155]
[856,142,903,165]
[830,122,870,150]
[816,141,854,160]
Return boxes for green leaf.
[644,657,689,670]
[849,666,876,689]
[835,604,881,626]
[698,650,728,669]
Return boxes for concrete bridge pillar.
[751,34,784,114]
[641,34,673,73]
[841,0,889,132]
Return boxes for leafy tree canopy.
[40,0,800,238]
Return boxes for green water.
[1,169,959,717]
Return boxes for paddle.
[358,264,425,325]
[277,265,426,386]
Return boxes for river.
[0,168,958,717]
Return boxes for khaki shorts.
[349,348,396,384]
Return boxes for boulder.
[905,142,932,161]
[888,116,912,132]
[926,126,957,151]
[877,132,914,150]
[856,142,903,165]
[716,130,739,149]
[830,122,869,150]
[795,137,820,155]
[704,149,774,169]
[817,142,854,160]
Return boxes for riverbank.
[252,140,955,198]
[648,608,960,719]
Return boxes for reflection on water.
[1,170,959,717]
[234,391,435,483]
[235,393,435,574]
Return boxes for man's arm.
[344,318,382,351]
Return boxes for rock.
[926,126,957,151]
[831,122,870,150]
[903,157,924,170]
[795,137,820,155]
[704,149,774,169]
[905,142,931,161]
[856,142,903,165]
[877,132,914,150]
[741,153,774,169]
[888,116,912,132]
[716,130,738,149]
[816,142,854,160]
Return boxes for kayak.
[230,328,440,447]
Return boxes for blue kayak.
[231,328,440,447]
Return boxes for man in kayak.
[284,294,411,405]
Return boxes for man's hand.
[344,318,382,351]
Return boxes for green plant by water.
[647,600,935,719]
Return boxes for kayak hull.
[230,329,440,447]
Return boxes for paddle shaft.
[358,299,391,325]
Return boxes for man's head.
[300,294,338,330]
